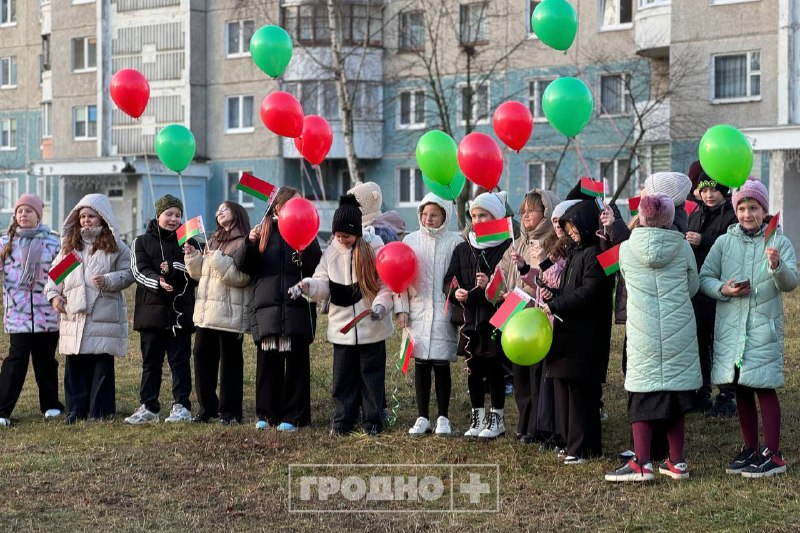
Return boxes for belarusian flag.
[236,172,278,203]
[485,266,506,305]
[580,177,604,197]
[399,328,414,375]
[764,211,780,244]
[684,200,699,216]
[490,288,531,331]
[597,244,621,275]
[628,196,640,216]
[177,216,203,246]
[474,217,513,244]
[49,252,81,284]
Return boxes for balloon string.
[385,348,404,427]
[459,298,473,377]
[143,150,166,266]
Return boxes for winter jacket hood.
[417,193,454,237]
[626,227,685,269]
[60,194,122,244]
[561,199,600,247]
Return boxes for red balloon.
[110,69,150,119]
[261,91,304,138]
[293,115,333,165]
[376,242,418,294]
[458,132,504,190]
[278,197,320,251]
[492,101,533,152]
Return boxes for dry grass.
[1,289,800,531]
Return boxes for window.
[285,81,340,119]
[600,74,632,115]
[225,95,254,132]
[528,79,553,120]
[713,51,761,101]
[282,3,382,46]
[1,118,16,149]
[0,57,16,88]
[459,2,489,44]
[42,35,50,71]
[73,105,97,140]
[398,167,425,204]
[639,0,669,7]
[399,10,424,50]
[226,19,255,57]
[72,37,97,71]
[36,177,52,204]
[527,1,542,36]
[600,0,632,29]
[1,0,15,25]
[600,159,633,199]
[42,102,52,138]
[0,179,18,212]
[460,83,489,125]
[528,161,557,190]
[398,89,425,128]
[227,170,254,208]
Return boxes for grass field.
[1,289,799,532]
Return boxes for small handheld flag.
[399,328,414,375]
[485,266,507,305]
[340,309,372,334]
[628,197,640,216]
[764,212,780,245]
[176,216,203,246]
[49,252,81,284]
[684,200,699,216]
[597,244,621,275]
[580,177,605,198]
[236,172,278,204]
[473,217,513,244]
[490,288,531,331]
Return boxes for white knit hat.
[551,199,581,221]
[347,181,382,226]
[470,191,507,220]
[644,172,692,206]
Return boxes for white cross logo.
[459,473,491,503]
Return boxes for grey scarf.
[17,226,46,287]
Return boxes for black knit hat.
[696,171,730,197]
[332,194,363,237]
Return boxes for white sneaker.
[564,455,588,465]
[124,405,159,425]
[435,416,452,435]
[464,408,487,438]
[0,417,10,427]
[164,403,191,423]
[44,408,61,418]
[478,409,505,439]
[408,416,432,435]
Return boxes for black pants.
[332,341,385,433]
[414,360,451,420]
[194,327,243,421]
[0,332,63,418]
[467,356,505,410]
[553,378,602,459]
[514,361,544,436]
[64,353,115,419]
[256,341,311,427]
[139,330,192,414]
[697,317,735,401]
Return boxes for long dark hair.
[0,219,19,262]
[259,187,300,253]
[63,209,118,255]
[210,200,251,251]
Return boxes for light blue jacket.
[699,223,798,389]
[620,228,701,393]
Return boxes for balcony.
[281,119,383,160]
[634,1,671,58]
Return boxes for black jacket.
[234,223,322,345]
[131,219,198,332]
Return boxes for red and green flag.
[474,217,513,244]
[490,288,531,331]
[580,176,605,197]
[177,216,204,246]
[684,200,699,216]
[764,211,780,244]
[485,266,506,305]
[628,196,640,216]
[399,328,414,375]
[597,244,621,275]
[339,309,372,335]
[49,252,81,285]
[236,172,278,203]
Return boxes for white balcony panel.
[282,120,383,160]
[639,98,670,143]
[634,3,671,58]
[283,47,383,82]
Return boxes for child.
[295,194,393,436]
[605,194,701,482]
[685,172,738,417]
[125,194,198,424]
[45,194,134,423]
[185,200,252,425]
[395,193,462,436]
[234,187,322,431]
[699,179,798,478]
[443,191,512,439]
[0,194,64,426]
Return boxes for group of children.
[0,169,795,480]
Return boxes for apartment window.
[600,0,632,29]
[0,179,18,212]
[0,57,16,88]
[226,19,255,57]
[639,0,669,7]
[1,0,15,25]
[72,37,97,71]
[1,118,16,149]
[285,81,341,120]
[398,167,424,204]
[399,10,424,50]
[227,170,254,208]
[42,102,52,138]
[527,1,542,36]
[73,105,97,140]
[528,79,553,120]
[42,35,50,71]
[600,158,633,198]
[225,95,254,132]
[36,177,53,205]
[282,4,382,46]
[460,83,489,125]
[713,51,761,101]
[528,161,557,190]
[459,2,489,44]
[600,74,632,115]
[398,90,425,128]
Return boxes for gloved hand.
[288,282,307,300]
[371,304,386,321]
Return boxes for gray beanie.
[551,200,581,221]
[644,172,692,206]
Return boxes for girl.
[45,194,134,424]
[605,194,701,482]
[125,194,198,425]
[234,187,322,431]
[185,200,252,425]
[0,194,64,426]
[699,179,798,478]
[295,194,393,436]
[395,193,462,436]
[443,191,512,439]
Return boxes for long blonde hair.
[353,237,380,302]
[0,220,18,262]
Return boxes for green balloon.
[532,0,578,51]
[250,25,293,78]
[501,308,553,366]
[542,77,593,138]
[698,124,753,189]
[155,124,196,174]
[416,130,459,187]
[422,169,466,201]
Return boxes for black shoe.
[741,447,787,478]
[220,417,239,426]
[64,412,79,425]
[705,396,736,418]
[726,444,759,474]
[520,434,535,444]
[192,415,211,423]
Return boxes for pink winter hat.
[638,193,675,229]
[732,179,769,211]
[14,193,44,220]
